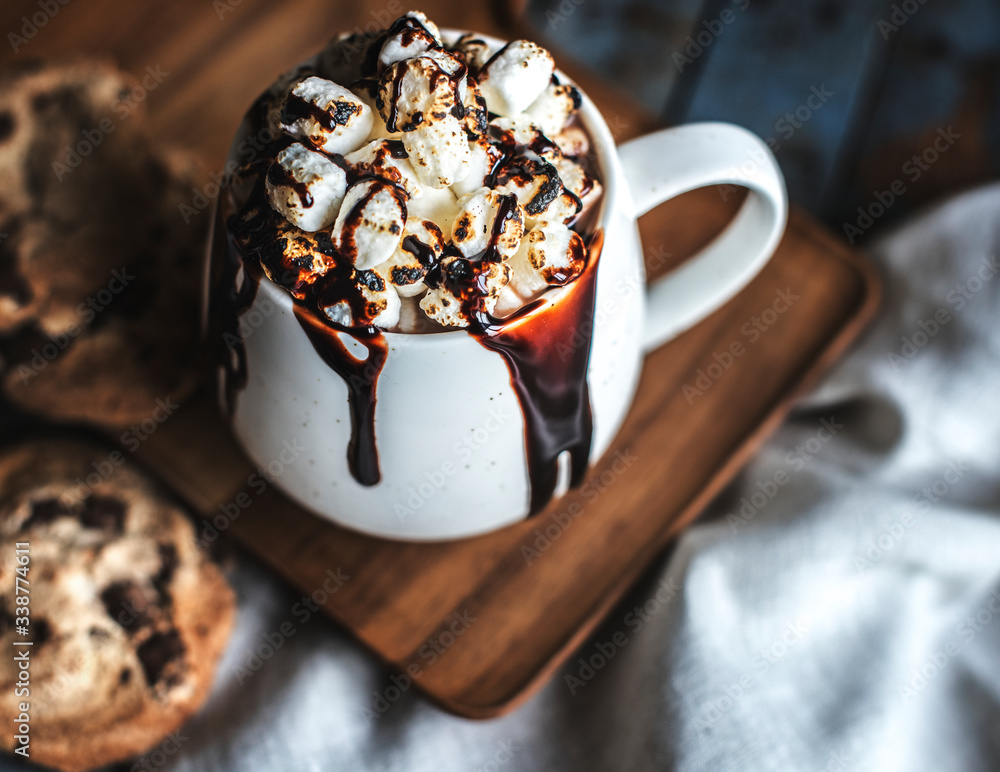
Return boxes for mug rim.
[244,28,621,344]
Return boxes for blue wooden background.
[526,0,1000,241]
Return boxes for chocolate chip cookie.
[0,60,206,426]
[0,440,235,772]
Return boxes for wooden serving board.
[3,0,879,719]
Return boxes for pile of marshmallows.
[261,10,601,329]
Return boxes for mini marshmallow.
[452,188,524,260]
[450,136,503,198]
[333,179,407,270]
[375,218,445,297]
[552,155,599,202]
[263,66,317,134]
[459,74,488,138]
[352,85,403,142]
[378,11,443,70]
[346,139,460,230]
[402,114,472,189]
[489,115,560,159]
[449,33,492,73]
[419,257,511,328]
[524,81,581,137]
[257,217,339,299]
[376,50,466,133]
[280,76,373,155]
[265,142,348,232]
[507,220,587,298]
[406,184,459,237]
[323,267,401,329]
[492,156,580,227]
[345,138,421,197]
[478,40,554,117]
[554,126,589,158]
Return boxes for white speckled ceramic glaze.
[206,31,787,541]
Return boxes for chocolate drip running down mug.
[206,30,787,541]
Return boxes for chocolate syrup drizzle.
[214,33,604,513]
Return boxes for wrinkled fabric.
[8,184,1000,772]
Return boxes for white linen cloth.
[10,184,1000,772]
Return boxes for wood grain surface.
[0,0,881,717]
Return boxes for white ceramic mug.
[208,32,787,541]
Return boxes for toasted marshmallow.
[554,126,589,158]
[450,136,503,198]
[508,221,587,298]
[452,188,524,260]
[323,267,401,329]
[375,218,445,297]
[552,155,599,202]
[524,81,581,136]
[376,50,466,133]
[450,33,492,73]
[352,85,403,142]
[345,138,420,197]
[478,40,554,116]
[257,217,339,299]
[406,184,459,237]
[489,115,560,159]
[419,257,511,328]
[265,143,348,232]
[333,179,407,270]
[263,67,317,134]
[459,74,488,138]
[492,156,580,227]
[402,114,472,189]
[378,11,443,70]
[279,76,373,155]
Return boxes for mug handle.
[618,122,788,353]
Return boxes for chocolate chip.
[100,581,154,630]
[0,112,13,142]
[152,543,178,593]
[79,495,126,532]
[137,630,185,687]
[24,498,70,528]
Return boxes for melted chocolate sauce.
[266,162,314,208]
[210,196,262,416]
[471,230,604,515]
[293,308,387,486]
[280,92,359,132]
